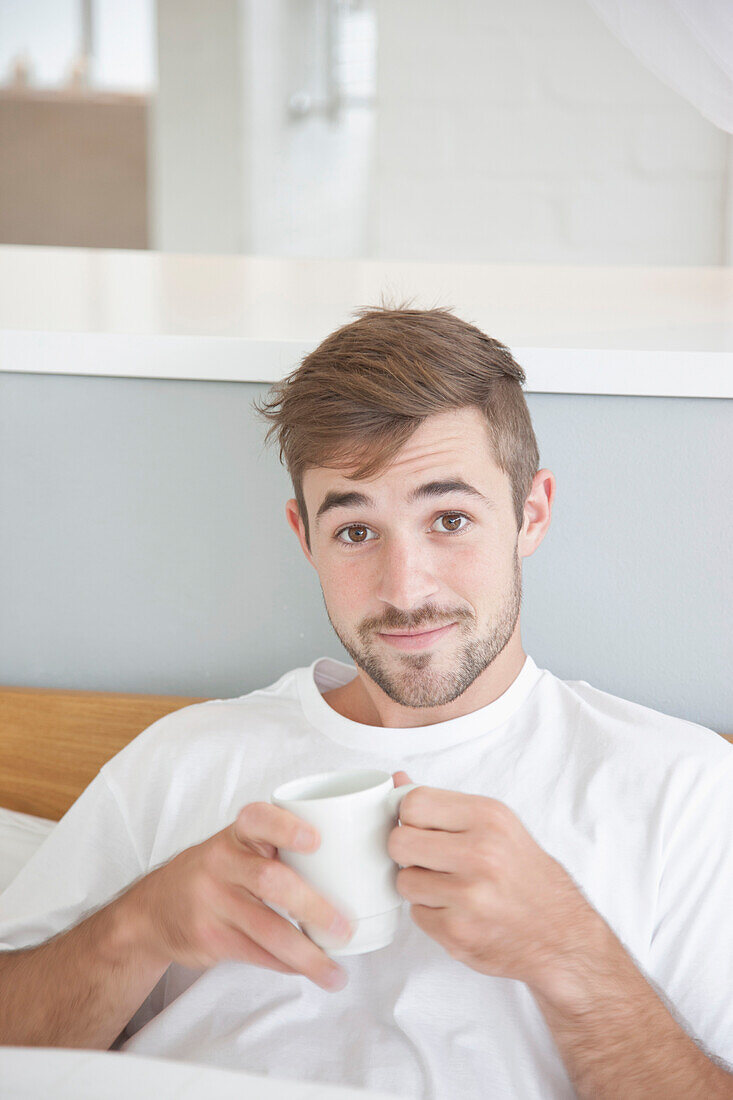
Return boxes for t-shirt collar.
[296,653,543,754]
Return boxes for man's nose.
[375,537,440,611]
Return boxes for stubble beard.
[321,547,523,709]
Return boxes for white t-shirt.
[1,654,732,1099]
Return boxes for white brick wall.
[373,0,729,264]
[151,0,730,264]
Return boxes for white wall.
[3,0,729,262]
[125,0,732,264]
[152,0,374,256]
[152,0,246,253]
[373,0,729,264]
[240,0,375,259]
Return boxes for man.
[0,305,731,1099]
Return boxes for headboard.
[1,685,731,822]
[0,686,208,821]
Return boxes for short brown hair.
[252,299,540,551]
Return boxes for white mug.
[271,769,420,956]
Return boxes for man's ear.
[517,468,555,560]
[285,499,315,567]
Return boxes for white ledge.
[1,246,732,398]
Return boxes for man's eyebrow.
[315,478,494,526]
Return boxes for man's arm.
[0,884,170,1050]
[389,777,733,1099]
[529,909,733,1100]
[0,800,356,1049]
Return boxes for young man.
[1,306,731,1099]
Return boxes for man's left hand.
[389,771,606,994]
[390,774,733,1097]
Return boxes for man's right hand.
[128,802,354,992]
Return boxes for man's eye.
[437,513,468,533]
[334,513,470,546]
[335,524,374,546]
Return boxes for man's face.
[287,407,534,710]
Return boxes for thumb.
[392,770,413,787]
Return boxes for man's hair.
[252,298,540,552]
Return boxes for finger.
[398,787,508,833]
[218,840,355,963]
[221,887,349,992]
[389,823,463,873]
[396,865,457,907]
[392,771,413,786]
[232,802,321,855]
[408,902,448,938]
[217,921,301,975]
[235,854,352,940]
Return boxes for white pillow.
[0,807,56,893]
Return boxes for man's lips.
[377,622,457,650]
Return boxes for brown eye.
[439,514,465,532]
[338,524,370,544]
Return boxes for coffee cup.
[271,769,420,956]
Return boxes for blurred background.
[1,1,732,731]
[1,0,732,264]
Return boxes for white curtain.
[585,0,733,133]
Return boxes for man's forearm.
[0,883,170,1050]
[529,913,733,1100]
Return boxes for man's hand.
[390,772,733,1099]
[389,771,606,995]
[130,803,354,992]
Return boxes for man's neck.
[322,636,527,728]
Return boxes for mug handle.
[386,782,421,821]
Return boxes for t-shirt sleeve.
[0,769,145,952]
[645,749,733,1067]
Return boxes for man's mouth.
[377,623,457,650]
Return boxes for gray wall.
[1,371,730,734]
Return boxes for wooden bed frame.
[0,684,730,822]
[0,686,208,820]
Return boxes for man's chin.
[354,647,469,709]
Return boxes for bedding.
[0,807,56,893]
[0,1046,399,1098]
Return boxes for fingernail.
[324,965,348,991]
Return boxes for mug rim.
[271,768,391,804]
